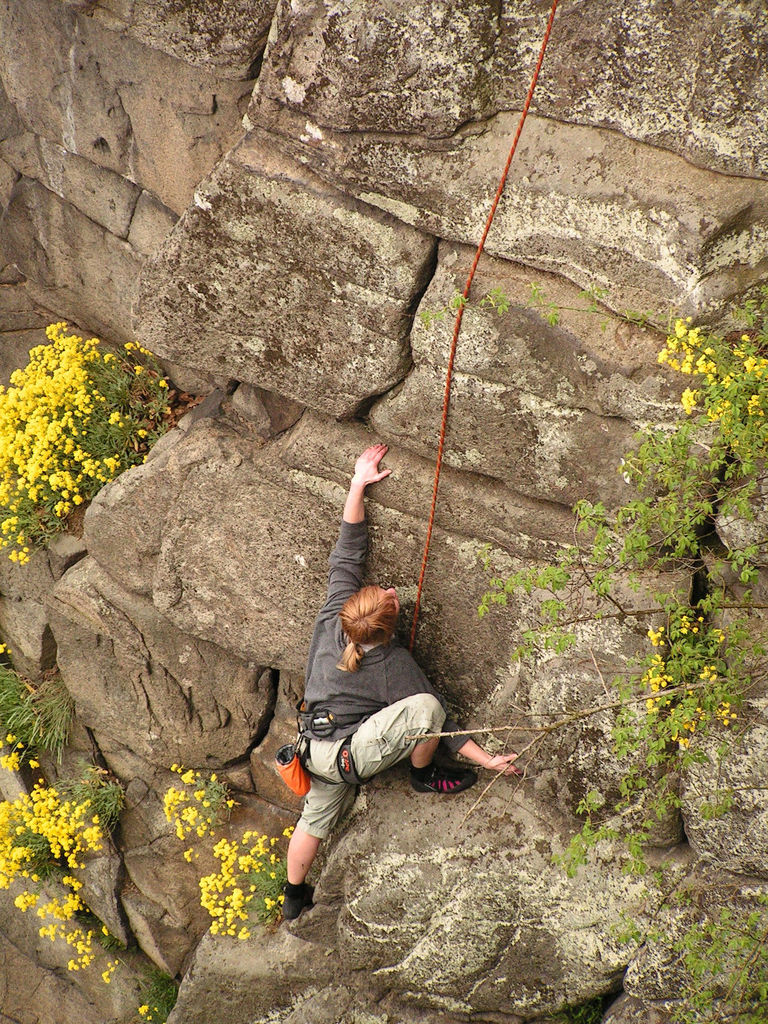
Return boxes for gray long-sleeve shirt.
[303,518,466,755]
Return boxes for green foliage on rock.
[0,663,74,763]
[58,762,125,834]
[670,893,768,1024]
[137,969,178,1024]
[482,290,768,873]
[480,287,768,1024]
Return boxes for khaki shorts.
[296,693,446,839]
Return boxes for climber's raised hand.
[343,445,391,523]
[351,444,391,489]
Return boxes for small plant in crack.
[58,762,125,834]
[137,968,178,1024]
[0,664,74,765]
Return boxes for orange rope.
[409,0,560,652]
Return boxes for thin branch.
[572,516,631,617]
[460,733,546,826]
[407,677,736,743]
[590,646,610,698]
[722,923,768,1006]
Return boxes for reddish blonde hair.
[337,585,398,672]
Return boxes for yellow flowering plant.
[0,779,105,970]
[163,767,292,933]
[0,323,171,563]
[163,764,235,847]
[198,828,292,935]
[58,762,125,834]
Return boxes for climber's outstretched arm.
[342,444,391,524]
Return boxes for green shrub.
[59,763,125,833]
[0,666,74,764]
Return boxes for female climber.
[283,443,520,921]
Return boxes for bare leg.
[410,734,439,768]
[287,825,321,885]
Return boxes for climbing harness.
[274,701,370,789]
[295,699,362,739]
[408,0,560,652]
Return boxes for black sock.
[410,763,433,780]
[284,881,305,898]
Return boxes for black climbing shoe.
[410,764,477,794]
[282,882,314,921]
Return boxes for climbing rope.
[409,0,560,652]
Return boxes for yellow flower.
[647,626,665,647]
[680,388,698,415]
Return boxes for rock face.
[0,878,144,1024]
[624,867,768,1021]
[252,103,768,318]
[0,0,260,354]
[0,2,767,1024]
[0,0,253,214]
[167,782,687,1024]
[680,676,768,879]
[254,0,768,177]
[369,241,677,508]
[136,133,435,417]
[48,556,276,768]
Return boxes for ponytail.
[337,585,398,672]
[337,640,365,673]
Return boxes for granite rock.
[94,0,276,79]
[126,189,178,255]
[253,0,768,178]
[0,547,58,679]
[624,868,768,1019]
[47,556,275,767]
[251,105,768,318]
[0,878,143,1023]
[680,682,768,879]
[135,133,436,418]
[0,131,140,238]
[2,177,143,343]
[0,0,252,213]
[370,241,679,509]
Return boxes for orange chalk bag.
[275,741,311,797]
